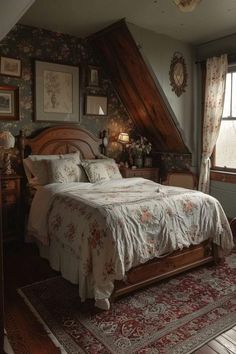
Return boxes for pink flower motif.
[65,223,76,241]
[140,208,153,223]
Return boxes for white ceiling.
[20,0,236,45]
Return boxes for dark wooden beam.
[89,20,189,153]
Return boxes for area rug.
[18,255,236,354]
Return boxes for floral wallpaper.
[0,24,134,162]
[152,152,192,182]
[0,24,191,173]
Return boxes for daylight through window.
[214,67,236,171]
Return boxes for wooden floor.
[3,243,236,354]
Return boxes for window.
[214,67,236,171]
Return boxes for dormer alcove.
[89,20,190,153]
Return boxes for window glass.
[214,69,236,170]
[222,73,231,118]
[232,72,236,117]
[215,120,236,169]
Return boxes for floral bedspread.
[28,178,234,304]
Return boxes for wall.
[197,34,236,218]
[0,24,134,160]
[0,0,34,41]
[128,23,196,162]
[196,33,236,61]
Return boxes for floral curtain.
[198,54,228,193]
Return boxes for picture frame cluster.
[0,55,108,123]
[0,56,21,121]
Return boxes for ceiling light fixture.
[173,0,202,12]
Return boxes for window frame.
[211,64,236,175]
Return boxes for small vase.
[135,157,143,168]
[144,156,152,168]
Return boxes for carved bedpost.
[19,130,25,161]
[100,130,108,156]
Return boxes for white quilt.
[28,178,234,308]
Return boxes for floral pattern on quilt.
[42,179,234,302]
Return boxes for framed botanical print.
[34,60,79,122]
[0,85,19,121]
[0,57,21,77]
[87,66,100,87]
[85,95,108,116]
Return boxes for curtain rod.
[195,53,236,65]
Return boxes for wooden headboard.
[21,125,102,159]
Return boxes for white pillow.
[30,160,49,186]
[23,151,81,186]
[23,154,60,185]
[83,159,122,180]
[46,158,86,183]
[59,151,81,164]
[82,160,110,183]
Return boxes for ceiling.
[20,0,236,45]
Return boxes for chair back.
[164,171,197,189]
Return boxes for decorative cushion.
[23,151,81,186]
[30,160,49,186]
[46,158,87,183]
[59,151,81,164]
[83,159,122,180]
[82,160,110,183]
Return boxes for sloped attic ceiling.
[89,20,189,153]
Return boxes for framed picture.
[85,95,108,116]
[34,60,79,122]
[0,57,21,77]
[0,85,19,121]
[87,65,100,87]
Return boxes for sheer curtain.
[198,54,228,193]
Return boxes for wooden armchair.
[230,218,236,252]
[163,171,197,190]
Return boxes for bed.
[21,125,234,310]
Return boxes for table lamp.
[118,132,130,164]
[0,131,15,175]
[118,133,129,149]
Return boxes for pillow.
[23,154,60,185]
[59,151,81,164]
[82,160,110,183]
[30,160,49,186]
[46,158,87,183]
[23,151,81,186]
[83,159,122,180]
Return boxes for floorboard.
[3,243,236,354]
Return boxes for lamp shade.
[118,132,129,144]
[173,0,201,12]
[0,131,15,149]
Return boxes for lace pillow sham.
[82,160,110,183]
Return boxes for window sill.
[210,170,236,184]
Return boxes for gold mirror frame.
[169,52,188,97]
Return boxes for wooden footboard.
[113,240,216,300]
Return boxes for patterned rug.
[18,255,236,354]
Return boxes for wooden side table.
[1,175,22,242]
[120,167,159,183]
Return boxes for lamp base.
[2,153,15,175]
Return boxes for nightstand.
[0,175,22,242]
[120,167,159,183]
